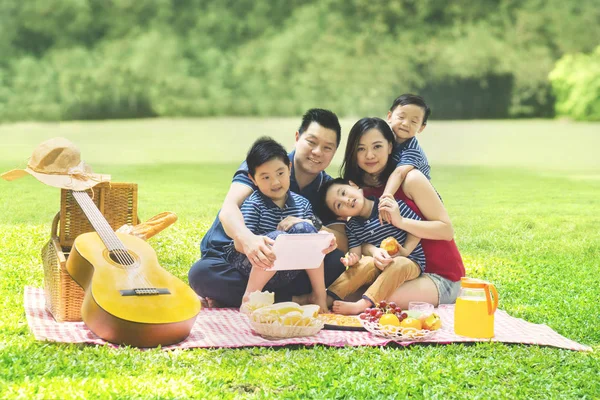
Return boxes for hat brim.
[1,169,29,181]
[1,168,110,191]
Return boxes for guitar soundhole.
[108,250,136,266]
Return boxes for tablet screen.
[266,233,333,271]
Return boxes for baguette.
[131,211,178,240]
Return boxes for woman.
[340,117,465,307]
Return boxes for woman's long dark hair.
[340,117,396,188]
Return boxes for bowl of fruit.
[359,300,442,341]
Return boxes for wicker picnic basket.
[41,182,139,322]
[249,319,325,339]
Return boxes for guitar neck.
[71,190,126,251]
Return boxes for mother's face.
[355,128,393,176]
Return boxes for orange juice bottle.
[454,278,498,338]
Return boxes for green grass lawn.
[1,119,599,399]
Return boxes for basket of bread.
[241,291,324,339]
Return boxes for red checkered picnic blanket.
[24,286,591,351]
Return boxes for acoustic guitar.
[66,190,201,347]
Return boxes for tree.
[549,46,600,121]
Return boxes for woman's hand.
[341,252,360,267]
[378,194,403,228]
[277,216,306,231]
[372,248,393,271]
[236,233,276,270]
[321,231,337,254]
[378,196,392,224]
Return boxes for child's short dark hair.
[298,108,342,147]
[246,137,290,177]
[389,94,431,125]
[317,177,350,222]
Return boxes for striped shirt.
[240,190,313,235]
[224,190,314,258]
[201,150,336,258]
[232,150,338,226]
[346,197,426,271]
[391,137,431,180]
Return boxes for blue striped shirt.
[224,190,314,258]
[240,190,313,235]
[201,150,337,258]
[232,150,333,219]
[391,137,431,180]
[346,197,426,271]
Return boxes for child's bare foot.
[332,299,370,315]
[239,294,253,313]
[241,293,250,304]
[308,291,329,313]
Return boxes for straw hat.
[1,137,111,191]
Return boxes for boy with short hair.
[380,94,432,223]
[224,137,332,312]
[319,178,426,315]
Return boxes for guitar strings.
[75,192,130,255]
[82,198,152,289]
[73,191,142,280]
[73,191,153,289]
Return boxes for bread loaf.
[131,211,178,240]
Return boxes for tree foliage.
[0,0,599,121]
[549,46,600,121]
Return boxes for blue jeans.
[188,223,345,307]
[227,222,318,289]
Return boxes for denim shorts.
[423,273,461,305]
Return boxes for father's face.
[294,122,337,175]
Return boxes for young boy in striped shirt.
[379,94,432,223]
[225,137,334,312]
[319,178,425,315]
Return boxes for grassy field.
[0,118,599,399]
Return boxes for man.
[188,109,348,307]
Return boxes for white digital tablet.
[266,233,334,271]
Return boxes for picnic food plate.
[361,319,438,342]
[319,314,366,331]
[361,320,437,341]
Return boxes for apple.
[380,237,401,256]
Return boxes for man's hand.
[341,252,360,267]
[235,233,276,270]
[277,216,306,231]
[372,248,393,271]
[321,231,337,254]
[378,194,403,227]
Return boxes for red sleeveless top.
[363,186,465,282]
